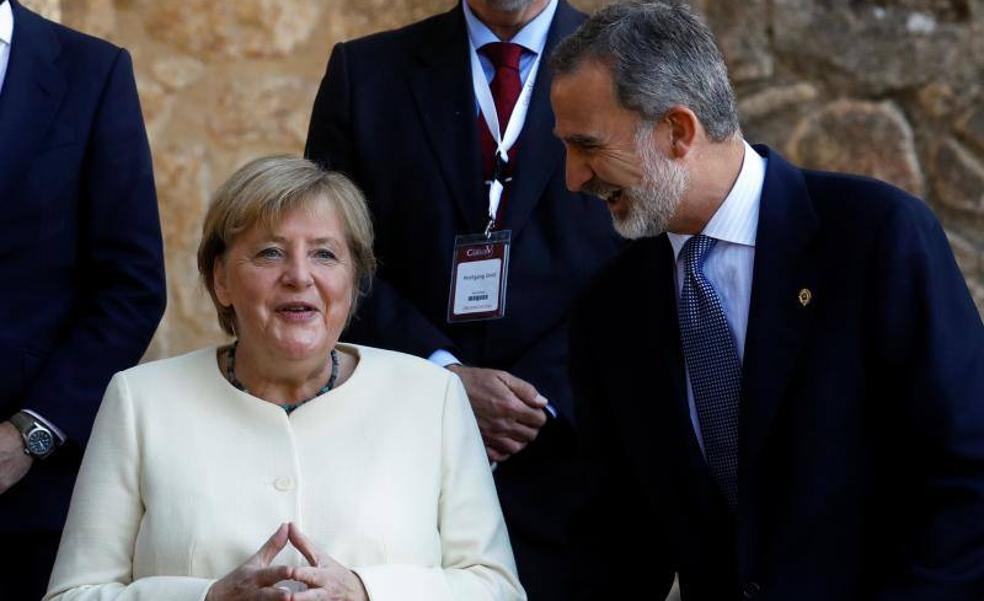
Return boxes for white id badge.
[447,230,511,323]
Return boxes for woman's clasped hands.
[207,522,369,601]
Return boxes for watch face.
[27,429,54,456]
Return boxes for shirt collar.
[667,140,765,260]
[0,1,13,47]
[462,0,558,55]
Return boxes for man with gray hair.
[552,2,984,599]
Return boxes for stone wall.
[22,0,984,360]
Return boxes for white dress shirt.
[666,140,766,453]
[0,0,12,96]
[429,0,558,370]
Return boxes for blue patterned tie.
[678,235,741,508]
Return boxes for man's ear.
[663,106,700,159]
[213,256,231,308]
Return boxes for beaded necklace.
[225,341,340,414]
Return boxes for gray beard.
[610,136,688,240]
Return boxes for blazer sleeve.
[305,42,456,359]
[872,201,984,600]
[20,48,166,447]
[352,373,526,601]
[510,318,574,424]
[44,373,215,601]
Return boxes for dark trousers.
[1,530,61,601]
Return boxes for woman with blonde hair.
[44,156,525,601]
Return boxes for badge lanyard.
[450,33,559,424]
[469,41,541,235]
[446,41,540,324]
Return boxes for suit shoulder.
[800,171,948,261]
[52,25,119,56]
[35,12,125,72]
[802,169,938,231]
[337,10,454,58]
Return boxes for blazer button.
[273,477,293,491]
[742,582,761,599]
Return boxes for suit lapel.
[407,5,485,234]
[0,0,66,201]
[739,146,820,474]
[499,0,582,236]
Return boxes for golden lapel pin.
[798,288,812,307]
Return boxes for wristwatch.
[9,411,59,459]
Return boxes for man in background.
[305,1,621,598]
[0,1,166,597]
[553,2,984,599]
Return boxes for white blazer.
[45,344,525,601]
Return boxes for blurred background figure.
[44,156,526,601]
[0,0,166,599]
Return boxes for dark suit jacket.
[305,2,620,597]
[570,146,984,601]
[0,0,166,534]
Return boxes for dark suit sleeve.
[568,300,676,599]
[20,49,166,448]
[511,319,575,422]
[872,202,984,600]
[305,42,456,358]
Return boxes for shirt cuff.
[428,349,462,368]
[22,409,67,444]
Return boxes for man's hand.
[0,421,32,495]
[447,365,548,462]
